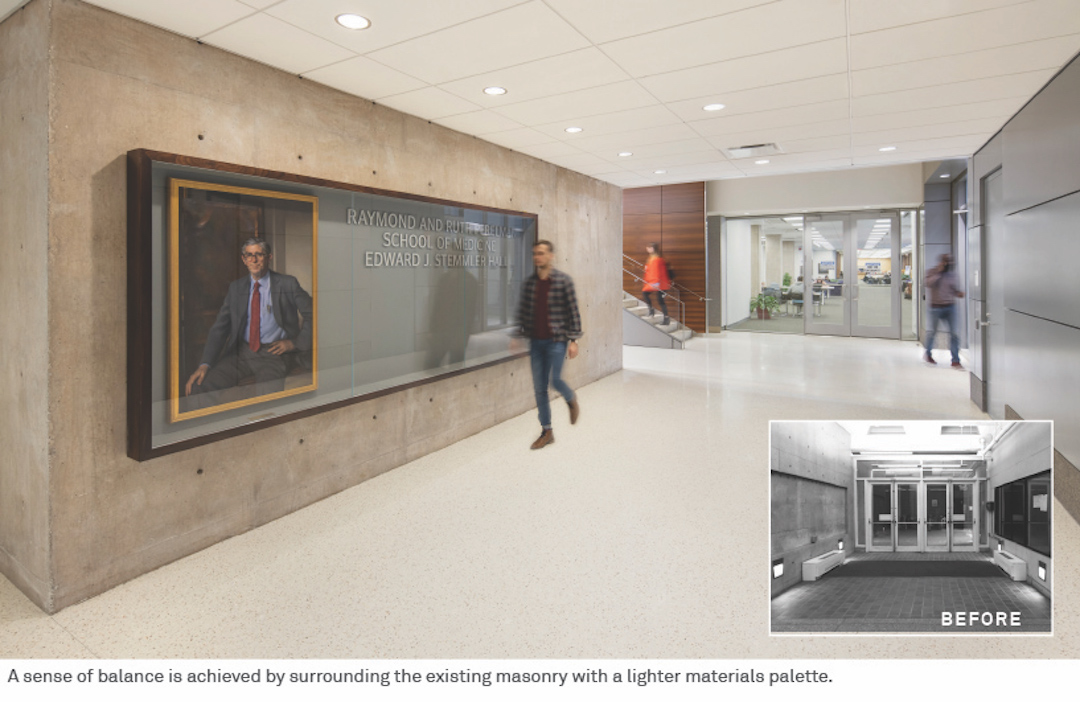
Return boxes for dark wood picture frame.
[127,150,537,461]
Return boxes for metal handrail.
[623,266,686,334]
[622,253,709,303]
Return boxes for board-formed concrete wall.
[0,0,52,610]
[770,422,854,596]
[1,0,624,612]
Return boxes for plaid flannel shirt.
[517,268,583,342]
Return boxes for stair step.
[622,297,638,308]
[672,330,693,341]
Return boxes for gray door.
[983,170,1005,418]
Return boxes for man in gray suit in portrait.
[186,236,313,407]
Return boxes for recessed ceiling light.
[483,86,507,96]
[703,103,726,111]
[755,159,769,165]
[879,146,897,152]
[940,173,950,178]
[618,151,633,157]
[565,126,582,133]
[335,13,371,30]
[654,170,666,174]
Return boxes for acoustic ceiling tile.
[600,0,846,78]
[491,81,661,126]
[303,55,426,100]
[851,118,1009,147]
[637,39,848,103]
[438,48,631,106]
[704,119,851,151]
[378,87,483,121]
[850,97,1023,132]
[434,110,525,135]
[851,71,1056,117]
[201,12,355,74]
[848,0,1026,35]
[667,73,848,122]
[83,0,255,38]
[480,127,559,149]
[264,0,522,54]
[568,123,703,153]
[850,0,1080,70]
[691,100,849,138]
[544,0,773,44]
[851,34,1080,97]
[531,104,683,140]
[366,2,590,84]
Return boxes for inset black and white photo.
[770,421,1052,634]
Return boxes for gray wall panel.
[972,133,1003,228]
[1001,310,1080,468]
[923,200,951,245]
[1001,54,1080,215]
[1004,189,1080,328]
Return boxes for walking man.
[924,252,965,368]
[515,239,582,449]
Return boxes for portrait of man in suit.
[183,236,314,413]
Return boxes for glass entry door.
[868,482,894,552]
[925,483,950,552]
[951,483,977,552]
[895,483,920,551]
[804,212,901,338]
[866,481,979,552]
[852,212,901,338]
[803,216,849,335]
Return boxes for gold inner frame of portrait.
[168,178,319,423]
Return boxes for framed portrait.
[168,179,319,422]
[128,150,536,460]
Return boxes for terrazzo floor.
[1,333,1076,659]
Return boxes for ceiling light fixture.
[654,170,666,174]
[940,173,950,178]
[755,159,769,165]
[618,151,632,157]
[483,86,507,96]
[335,13,371,30]
[879,146,897,152]
[703,103,726,111]
[565,126,582,133]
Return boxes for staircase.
[623,292,694,349]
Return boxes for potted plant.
[782,272,792,287]
[750,293,781,320]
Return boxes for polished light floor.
[2,333,1077,658]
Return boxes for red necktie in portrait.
[249,282,261,352]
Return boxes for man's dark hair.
[649,242,661,255]
[534,239,554,253]
[241,237,272,256]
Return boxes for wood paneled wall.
[623,182,707,332]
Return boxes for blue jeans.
[925,304,959,363]
[529,339,575,429]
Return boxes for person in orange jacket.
[642,242,671,325]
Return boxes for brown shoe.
[568,399,580,425]
[530,429,554,450]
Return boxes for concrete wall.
[0,0,51,610]
[4,0,623,612]
[987,422,1053,596]
[706,163,924,216]
[771,422,854,597]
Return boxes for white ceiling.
[8,0,1080,187]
